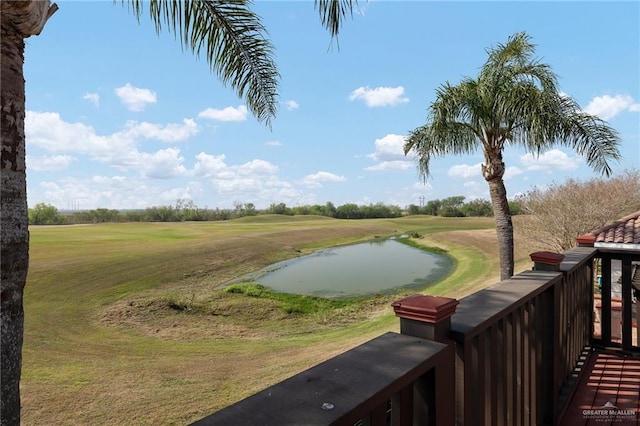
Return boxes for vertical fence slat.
[455,343,465,425]
[368,400,387,426]
[622,257,634,350]
[523,303,531,426]
[543,286,555,424]
[528,299,537,426]
[601,257,612,343]
[478,333,487,424]
[490,324,502,426]
[390,385,412,426]
[505,311,514,425]
[435,344,456,426]
[515,306,524,425]
[470,336,479,423]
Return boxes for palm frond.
[124,0,279,126]
[484,31,535,70]
[405,112,478,181]
[551,98,621,176]
[509,90,621,176]
[314,0,358,41]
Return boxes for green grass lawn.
[21,215,533,425]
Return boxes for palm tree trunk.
[487,175,515,280]
[1,28,29,426]
[482,151,514,281]
[1,2,56,424]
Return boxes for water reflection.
[238,239,454,298]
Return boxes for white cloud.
[83,92,99,107]
[115,83,157,111]
[365,161,412,171]
[583,94,640,120]
[29,148,301,209]
[348,86,409,107]
[266,140,282,147]
[139,148,186,179]
[25,111,198,171]
[237,159,279,176]
[367,134,407,162]
[25,111,369,210]
[157,182,204,205]
[284,100,299,110]
[190,152,302,206]
[448,163,523,180]
[37,176,150,210]
[38,181,67,204]
[503,166,524,180]
[448,163,482,179]
[91,175,127,185]
[365,134,413,171]
[193,154,278,183]
[197,105,248,122]
[26,112,122,159]
[520,149,581,172]
[120,118,198,142]
[412,182,433,191]
[301,171,347,188]
[193,152,228,178]
[27,154,76,172]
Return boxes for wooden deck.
[560,350,640,425]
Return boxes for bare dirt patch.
[99,289,394,341]
[428,227,536,267]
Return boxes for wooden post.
[576,234,596,248]
[530,251,565,272]
[392,294,458,426]
[391,294,458,343]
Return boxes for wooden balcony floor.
[560,350,640,425]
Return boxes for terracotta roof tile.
[578,210,640,245]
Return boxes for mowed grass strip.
[22,215,537,425]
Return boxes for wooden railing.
[192,246,638,425]
[192,332,455,426]
[449,247,596,425]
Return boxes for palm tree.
[404,32,620,281]
[0,1,355,423]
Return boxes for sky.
[23,1,640,211]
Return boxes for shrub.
[224,283,268,297]
[162,291,210,314]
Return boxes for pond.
[236,239,454,298]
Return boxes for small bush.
[282,303,305,314]
[224,283,351,317]
[224,283,268,297]
[162,291,211,314]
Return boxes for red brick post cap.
[391,294,459,324]
[575,234,596,246]
[529,251,565,266]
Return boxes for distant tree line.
[29,196,519,225]
[406,196,522,218]
[268,201,404,219]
